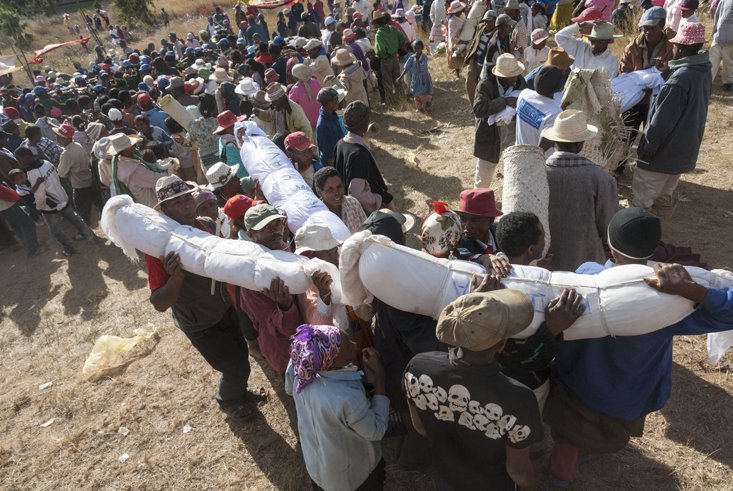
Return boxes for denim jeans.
[42,204,95,254]
[0,203,39,255]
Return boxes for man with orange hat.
[55,124,97,224]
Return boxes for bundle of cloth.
[488,89,523,126]
[339,231,733,341]
[100,194,343,301]
[610,67,666,113]
[236,120,351,241]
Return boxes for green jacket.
[374,26,406,59]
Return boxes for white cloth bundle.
[487,90,522,126]
[339,231,733,342]
[100,194,342,301]
[235,121,351,242]
[708,331,733,365]
[500,145,550,257]
[611,67,665,113]
[459,0,488,42]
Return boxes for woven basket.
[158,94,194,131]
[561,69,631,173]
[500,144,550,257]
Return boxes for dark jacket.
[637,52,712,175]
[473,73,526,162]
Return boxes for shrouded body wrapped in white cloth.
[100,194,342,302]
[339,231,733,341]
[235,121,351,242]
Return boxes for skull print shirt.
[403,349,543,490]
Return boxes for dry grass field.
[1,2,733,490]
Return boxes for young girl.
[397,39,434,111]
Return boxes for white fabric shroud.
[234,120,351,242]
[100,194,342,302]
[610,67,665,113]
[339,231,733,343]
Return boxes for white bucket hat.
[291,63,313,82]
[235,77,260,96]
[304,39,322,51]
[294,223,342,254]
[491,53,525,78]
[541,109,598,142]
[205,161,240,190]
[209,67,232,82]
[332,48,357,67]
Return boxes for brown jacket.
[618,28,675,74]
[464,21,495,66]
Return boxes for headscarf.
[289,324,342,394]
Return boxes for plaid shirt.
[21,137,63,167]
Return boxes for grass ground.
[1,3,732,490]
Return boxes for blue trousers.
[0,203,39,256]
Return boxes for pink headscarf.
[289,324,342,394]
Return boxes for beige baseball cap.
[436,290,534,351]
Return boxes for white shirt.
[515,88,562,147]
[27,160,69,211]
[525,45,550,72]
[353,0,373,18]
[399,21,414,42]
[555,23,619,78]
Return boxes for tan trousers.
[710,42,733,84]
[466,61,481,107]
[632,167,681,209]
[474,158,498,188]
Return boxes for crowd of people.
[1,0,733,489]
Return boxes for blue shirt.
[556,262,733,420]
[285,364,390,491]
[218,139,249,179]
[316,107,345,164]
[142,107,169,131]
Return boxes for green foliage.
[113,0,155,23]
[0,4,28,40]
[94,0,103,9]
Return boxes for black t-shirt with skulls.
[403,349,543,490]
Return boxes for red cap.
[137,93,152,105]
[213,110,246,134]
[457,189,502,218]
[4,107,19,120]
[284,131,315,153]
[100,63,111,71]
[223,194,256,221]
[183,81,194,94]
[240,20,249,28]
[52,123,76,139]
[571,8,605,23]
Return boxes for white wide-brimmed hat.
[105,133,141,157]
[541,109,598,142]
[294,223,342,254]
[332,48,357,67]
[205,161,240,190]
[491,53,524,78]
[291,63,313,82]
[304,38,322,51]
[235,77,260,96]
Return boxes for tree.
[113,0,155,24]
[0,5,27,41]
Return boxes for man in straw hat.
[144,175,267,421]
[254,82,314,142]
[106,133,170,209]
[545,207,733,486]
[472,53,526,188]
[542,109,618,271]
[524,47,575,90]
[633,21,712,210]
[403,287,550,489]
[555,20,621,77]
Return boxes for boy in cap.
[633,22,712,210]
[284,131,323,188]
[54,124,97,224]
[238,204,305,375]
[315,88,346,166]
[402,288,545,490]
[145,176,265,420]
[555,20,621,77]
[545,207,733,485]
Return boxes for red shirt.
[145,219,211,291]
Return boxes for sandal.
[221,402,257,421]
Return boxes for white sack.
[708,331,733,365]
[610,67,665,113]
[339,231,733,341]
[459,0,488,42]
[100,193,342,301]
[235,121,351,241]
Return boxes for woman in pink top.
[288,64,322,132]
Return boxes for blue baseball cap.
[93,84,106,93]
[236,37,246,46]
[640,6,667,27]
[138,82,149,91]
[140,64,152,73]
[140,55,150,64]
[99,70,109,77]
[185,47,195,55]
[217,38,230,47]
[74,76,86,85]
[122,60,132,68]
[24,93,36,102]
[194,47,203,56]
[33,86,47,94]
[247,45,257,55]
[273,35,285,46]
[157,76,170,88]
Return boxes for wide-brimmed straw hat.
[332,48,357,67]
[587,22,623,41]
[541,109,598,142]
[545,47,575,69]
[491,53,524,77]
[154,175,195,210]
[447,1,466,14]
[209,67,232,82]
[105,133,141,156]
